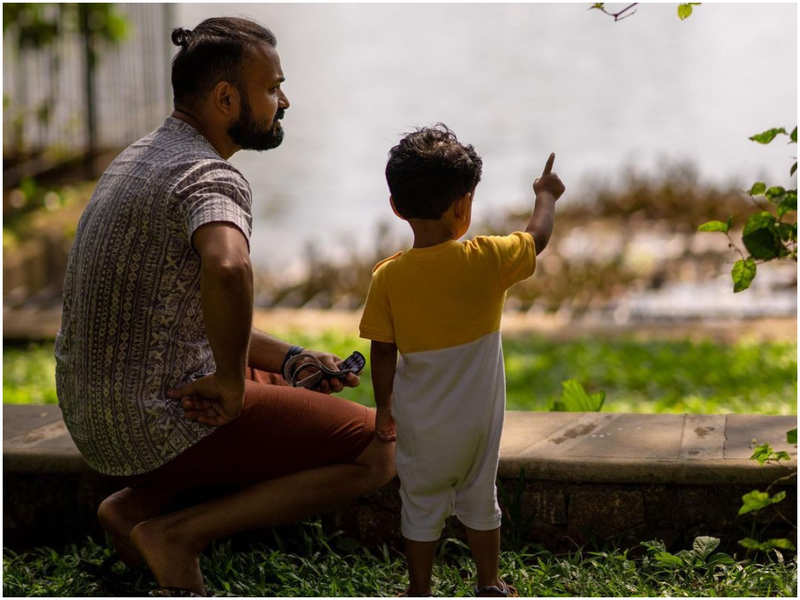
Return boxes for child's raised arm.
[525,152,565,255]
[370,340,398,442]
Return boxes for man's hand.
[375,406,396,442]
[293,349,360,393]
[168,373,245,426]
[532,152,565,200]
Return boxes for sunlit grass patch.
[501,336,797,414]
[3,342,58,404]
[4,333,796,415]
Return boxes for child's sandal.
[149,586,206,597]
[474,580,518,597]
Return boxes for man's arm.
[371,340,397,442]
[168,222,252,425]
[248,328,292,373]
[525,152,565,255]
[247,327,360,393]
[196,222,253,388]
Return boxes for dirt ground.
[252,309,796,344]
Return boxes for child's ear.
[453,193,471,219]
[389,196,406,220]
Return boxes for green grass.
[3,342,59,404]
[4,334,796,414]
[3,522,797,597]
[502,336,797,414]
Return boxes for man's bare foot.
[130,518,206,596]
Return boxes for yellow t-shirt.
[359,232,536,353]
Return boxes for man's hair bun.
[171,27,193,47]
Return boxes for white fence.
[3,4,174,160]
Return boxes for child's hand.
[533,152,565,201]
[375,406,397,442]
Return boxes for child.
[359,124,564,597]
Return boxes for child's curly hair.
[385,124,483,220]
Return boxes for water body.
[176,3,797,276]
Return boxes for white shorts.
[396,410,504,542]
[392,331,507,542]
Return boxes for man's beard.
[228,92,284,151]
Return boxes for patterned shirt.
[54,116,253,476]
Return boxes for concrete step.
[4,405,797,552]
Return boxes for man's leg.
[131,434,395,594]
[97,485,179,566]
[99,367,380,572]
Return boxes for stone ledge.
[3,405,797,551]
[4,406,797,482]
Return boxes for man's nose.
[279,89,290,109]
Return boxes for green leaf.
[706,553,736,566]
[653,551,683,567]
[749,128,787,144]
[677,3,700,20]
[766,538,796,551]
[787,428,797,444]
[19,176,38,200]
[777,222,796,242]
[748,181,766,196]
[692,536,720,559]
[590,2,605,9]
[750,442,773,464]
[791,126,797,143]
[697,220,729,233]
[738,537,796,552]
[676,549,694,561]
[553,379,605,412]
[742,212,782,260]
[738,490,786,516]
[765,186,786,200]
[731,259,756,293]
[791,162,797,177]
[751,441,791,463]
[739,537,767,551]
[777,192,796,218]
[105,13,129,42]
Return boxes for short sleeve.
[359,266,395,343]
[472,232,536,289]
[174,160,253,250]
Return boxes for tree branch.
[725,231,747,261]
[590,3,639,22]
[766,471,796,496]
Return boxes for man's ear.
[389,196,406,220]
[212,80,239,117]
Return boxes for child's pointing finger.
[542,152,555,176]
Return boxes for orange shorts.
[126,367,374,491]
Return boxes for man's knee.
[97,486,152,530]
[97,490,125,530]
[362,439,397,489]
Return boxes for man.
[54,17,395,595]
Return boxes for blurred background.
[3,3,796,413]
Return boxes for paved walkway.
[4,405,796,483]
